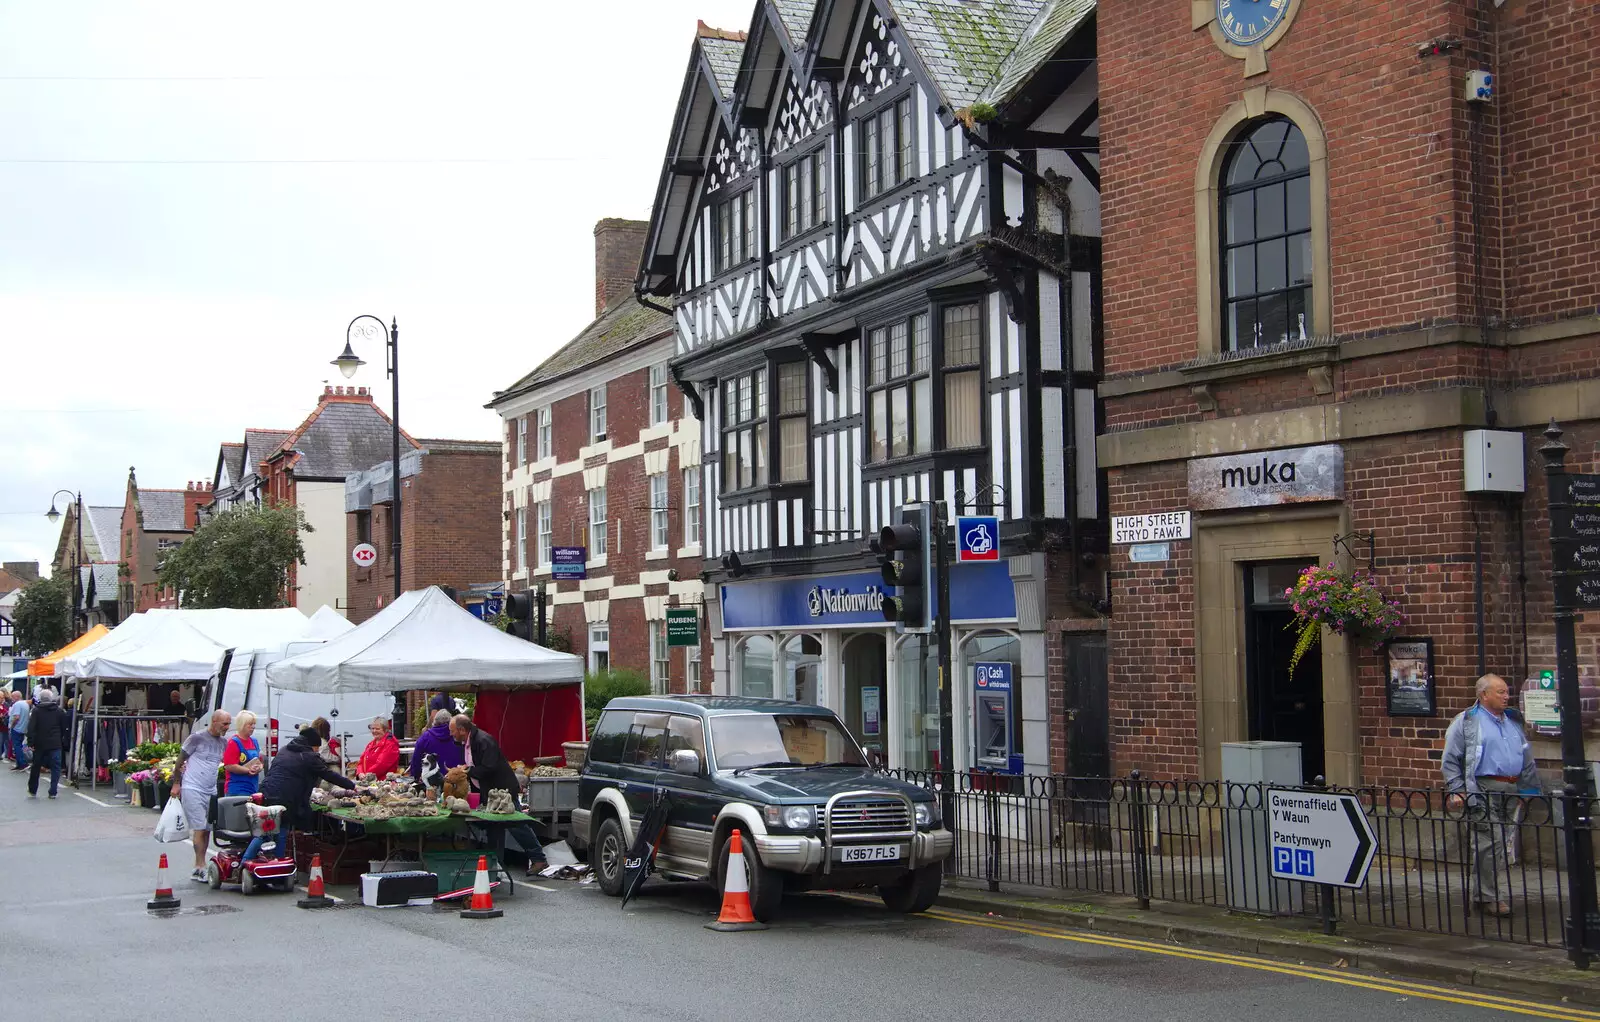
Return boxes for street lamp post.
[45,490,86,637]
[332,315,402,601]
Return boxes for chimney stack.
[593,218,650,317]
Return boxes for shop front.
[710,559,1053,774]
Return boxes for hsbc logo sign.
[351,543,378,568]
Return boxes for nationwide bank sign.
[722,563,1016,630]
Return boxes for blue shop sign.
[552,546,586,580]
[721,561,1016,630]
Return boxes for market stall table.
[313,805,536,895]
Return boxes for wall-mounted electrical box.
[1464,429,1525,493]
[1465,69,1494,103]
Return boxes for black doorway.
[1244,561,1323,782]
[1064,633,1110,779]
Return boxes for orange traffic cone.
[459,855,503,920]
[297,853,335,909]
[705,830,767,931]
[147,852,182,911]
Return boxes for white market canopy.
[63,606,343,682]
[266,586,583,694]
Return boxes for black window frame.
[720,367,770,494]
[712,186,759,275]
[865,310,933,464]
[857,91,915,201]
[781,144,829,242]
[936,299,986,450]
[1221,116,1313,351]
[774,359,810,484]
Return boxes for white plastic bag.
[154,795,190,843]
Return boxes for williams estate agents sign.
[1188,444,1344,511]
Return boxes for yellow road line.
[830,894,1597,1021]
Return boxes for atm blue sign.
[957,516,999,562]
[974,662,1011,692]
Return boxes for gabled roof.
[272,391,420,481]
[976,0,1096,110]
[86,506,123,561]
[244,429,292,474]
[488,295,672,407]
[138,490,188,532]
[883,0,1046,112]
[698,25,747,95]
[78,563,120,609]
[771,0,817,46]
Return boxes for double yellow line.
[837,894,1599,1021]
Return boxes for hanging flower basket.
[1286,565,1406,675]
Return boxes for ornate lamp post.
[45,490,85,637]
[332,315,401,601]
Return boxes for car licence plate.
[837,843,902,863]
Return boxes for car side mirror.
[669,749,700,776]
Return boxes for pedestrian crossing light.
[506,590,536,641]
[878,504,934,634]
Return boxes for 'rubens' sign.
[1188,444,1344,511]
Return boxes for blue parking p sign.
[957,516,999,562]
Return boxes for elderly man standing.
[1442,673,1541,918]
[170,711,231,883]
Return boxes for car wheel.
[240,868,257,896]
[206,860,223,890]
[878,864,941,914]
[716,827,782,923]
[594,817,627,897]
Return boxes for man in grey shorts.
[170,711,231,883]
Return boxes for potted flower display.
[128,769,156,808]
[1286,564,1406,675]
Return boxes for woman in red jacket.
[355,717,400,778]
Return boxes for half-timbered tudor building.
[638,1,1108,775]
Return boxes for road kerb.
[934,891,1597,1007]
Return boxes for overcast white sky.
[1,0,758,572]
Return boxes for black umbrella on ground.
[620,789,673,909]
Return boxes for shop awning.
[266,586,584,694]
[27,624,111,677]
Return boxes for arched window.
[1221,118,1312,350]
[737,635,775,698]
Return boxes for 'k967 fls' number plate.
[837,843,902,863]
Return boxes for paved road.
[3,777,1591,1021]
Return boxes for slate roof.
[699,31,747,97]
[243,429,292,474]
[771,0,816,46]
[885,0,1047,111]
[490,294,672,406]
[279,400,419,481]
[978,0,1096,108]
[86,505,123,562]
[78,564,120,609]
[138,490,189,532]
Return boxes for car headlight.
[914,801,940,827]
[764,804,815,830]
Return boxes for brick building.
[487,218,708,693]
[117,469,208,615]
[343,439,503,625]
[1095,0,1600,787]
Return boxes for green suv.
[572,695,953,921]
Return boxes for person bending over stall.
[246,727,356,862]
[449,714,547,876]
[409,709,464,784]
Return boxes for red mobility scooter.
[205,794,297,895]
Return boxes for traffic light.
[877,503,934,633]
[506,590,536,641]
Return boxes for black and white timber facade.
[639,0,1106,775]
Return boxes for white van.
[205,642,394,772]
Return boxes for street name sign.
[1111,511,1190,544]
[1265,788,1377,888]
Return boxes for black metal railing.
[888,768,1600,957]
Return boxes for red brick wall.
[506,349,708,694]
[593,219,649,317]
[346,448,502,625]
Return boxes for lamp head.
[331,341,366,379]
[46,504,61,524]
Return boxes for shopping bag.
[154,795,190,843]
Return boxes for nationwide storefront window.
[737,634,776,698]
[780,634,822,703]
[896,633,940,772]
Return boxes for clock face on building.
[1217,0,1292,46]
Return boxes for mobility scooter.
[205,794,297,895]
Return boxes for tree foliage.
[157,502,311,609]
[14,574,73,654]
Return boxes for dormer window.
[860,96,914,200]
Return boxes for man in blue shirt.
[7,693,29,771]
[1441,673,1541,918]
